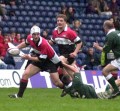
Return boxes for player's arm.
[16,41,28,49]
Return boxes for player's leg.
[102,63,120,98]
[50,72,64,89]
[9,64,41,98]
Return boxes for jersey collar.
[65,82,73,88]
[55,25,68,31]
[107,28,116,35]
[37,36,42,46]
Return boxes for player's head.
[103,20,114,34]
[61,74,71,85]
[56,14,67,29]
[30,25,41,42]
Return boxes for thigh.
[102,63,118,75]
[22,64,41,79]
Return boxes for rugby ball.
[7,48,20,56]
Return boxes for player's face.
[57,17,66,29]
[32,33,40,42]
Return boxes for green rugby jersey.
[64,73,98,99]
[103,30,120,59]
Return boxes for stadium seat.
[25,28,30,34]
[10,16,17,21]
[24,5,31,11]
[48,23,55,29]
[7,21,14,27]
[91,30,97,36]
[17,16,24,21]
[28,11,34,16]
[15,10,21,16]
[76,59,82,66]
[3,27,10,33]
[34,11,40,17]
[38,6,45,11]
[32,5,38,11]
[89,36,95,42]
[28,0,34,5]
[41,1,47,6]
[17,27,24,33]
[47,12,54,17]
[24,16,30,22]
[78,53,86,60]
[18,5,24,10]
[31,17,37,22]
[95,36,101,42]
[21,22,28,28]
[48,1,54,6]
[21,11,27,16]
[34,1,40,6]
[38,17,44,23]
[27,22,34,27]
[14,21,20,27]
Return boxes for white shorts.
[111,58,120,70]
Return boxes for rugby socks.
[106,74,119,92]
[17,79,28,97]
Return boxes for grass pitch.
[0,88,120,111]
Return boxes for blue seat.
[48,1,54,6]
[34,11,40,17]
[24,5,31,11]
[96,36,101,42]
[38,6,44,11]
[21,11,27,16]
[38,17,44,22]
[21,22,28,27]
[41,1,47,6]
[48,23,55,29]
[45,6,51,11]
[10,16,17,21]
[86,42,92,47]
[84,30,91,36]
[48,12,54,17]
[10,27,16,32]
[14,22,20,27]
[87,24,93,30]
[24,16,30,22]
[32,5,38,11]
[31,17,37,22]
[76,59,82,66]
[91,30,97,36]
[17,27,24,33]
[45,17,51,23]
[3,27,10,33]
[25,28,30,34]
[19,5,24,10]
[28,0,34,5]
[89,36,95,42]
[78,53,86,60]
[84,19,90,24]
[15,10,21,16]
[34,1,40,6]
[41,11,47,17]
[7,21,14,27]
[28,11,34,16]
[54,1,60,6]
[18,16,24,21]
[27,22,34,27]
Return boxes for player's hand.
[69,52,77,58]
[93,42,99,49]
[21,54,31,60]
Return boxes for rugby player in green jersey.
[59,56,113,99]
[93,20,120,98]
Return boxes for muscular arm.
[16,42,28,49]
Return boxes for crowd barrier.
[0,70,119,93]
